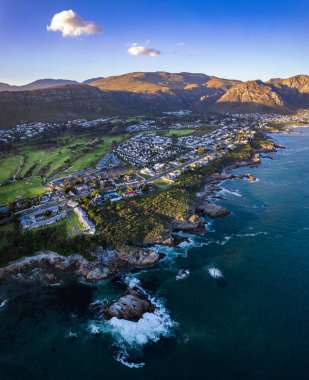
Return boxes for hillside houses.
[114,133,181,166]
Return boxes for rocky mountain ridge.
[0,72,308,127]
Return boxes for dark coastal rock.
[143,234,174,247]
[107,247,163,272]
[0,247,163,286]
[262,155,275,160]
[273,143,286,149]
[172,234,190,246]
[244,173,256,182]
[103,289,156,322]
[0,252,110,285]
[171,214,205,234]
[195,201,230,218]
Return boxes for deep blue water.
[1,128,309,380]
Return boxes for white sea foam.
[114,349,145,368]
[208,267,223,279]
[124,275,141,290]
[86,286,177,368]
[176,269,190,281]
[236,232,268,238]
[0,299,8,309]
[220,188,243,197]
[88,323,100,336]
[67,331,78,339]
[107,297,176,347]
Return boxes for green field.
[0,176,45,204]
[64,134,127,174]
[19,134,127,179]
[163,129,196,137]
[0,155,22,184]
[0,133,128,205]
[68,210,85,230]
[153,178,172,189]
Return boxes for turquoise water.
[1,128,309,380]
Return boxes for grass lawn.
[0,132,128,204]
[153,178,172,189]
[20,136,97,178]
[17,134,127,177]
[125,116,146,123]
[0,223,15,233]
[66,217,76,237]
[164,129,196,137]
[0,155,22,183]
[64,134,128,174]
[0,176,45,205]
[68,210,85,230]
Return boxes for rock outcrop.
[103,289,156,322]
[108,247,162,270]
[244,173,256,182]
[171,214,205,233]
[195,201,230,218]
[0,248,163,286]
[0,252,110,285]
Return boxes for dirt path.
[12,155,24,182]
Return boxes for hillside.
[0,72,308,127]
[89,71,239,94]
[0,85,121,127]
[267,75,309,108]
[0,79,79,92]
[212,80,288,113]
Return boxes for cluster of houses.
[259,110,309,127]
[0,122,66,143]
[126,120,158,133]
[20,205,67,230]
[0,117,116,143]
[177,126,255,151]
[114,133,181,166]
[13,111,270,233]
[96,152,124,170]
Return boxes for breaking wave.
[86,281,177,368]
[0,299,8,309]
[208,267,223,279]
[219,188,243,197]
[114,349,145,369]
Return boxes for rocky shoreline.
[0,136,283,323]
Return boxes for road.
[5,152,216,219]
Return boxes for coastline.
[0,132,283,286]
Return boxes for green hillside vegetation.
[79,187,191,247]
[0,219,97,266]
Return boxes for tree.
[197,146,205,156]
[7,201,14,216]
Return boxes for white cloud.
[177,42,185,46]
[47,10,102,37]
[128,43,161,57]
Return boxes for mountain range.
[0,72,308,127]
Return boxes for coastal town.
[0,109,308,234]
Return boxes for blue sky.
[0,0,308,84]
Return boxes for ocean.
[1,128,309,380]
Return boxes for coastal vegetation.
[0,133,269,267]
[0,219,97,266]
